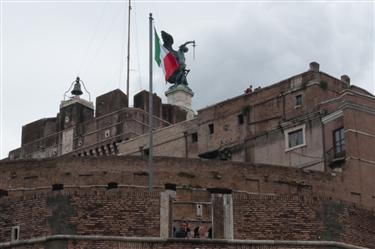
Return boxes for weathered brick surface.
[0,171,374,247]
[0,187,374,247]
[0,156,372,209]
[233,193,375,248]
[0,190,160,242]
[95,89,128,117]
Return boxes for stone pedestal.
[165,85,195,120]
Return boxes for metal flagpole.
[126,0,131,106]
[148,13,154,192]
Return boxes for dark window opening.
[113,142,118,154]
[333,127,345,157]
[143,148,150,156]
[295,94,303,106]
[11,226,19,241]
[13,229,18,240]
[237,114,244,125]
[191,132,198,143]
[208,123,214,134]
[52,183,64,191]
[107,182,118,189]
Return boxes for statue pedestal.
[165,85,195,120]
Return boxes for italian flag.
[154,29,179,82]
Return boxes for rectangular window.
[237,114,244,125]
[285,124,306,151]
[191,132,198,143]
[333,127,345,157]
[288,129,304,147]
[143,148,150,156]
[11,226,20,241]
[295,94,303,106]
[196,204,203,217]
[208,123,214,134]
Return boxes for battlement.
[8,89,188,160]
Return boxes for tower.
[58,77,94,154]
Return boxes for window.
[11,226,20,241]
[237,114,244,125]
[285,125,306,151]
[191,132,198,143]
[295,94,303,107]
[143,148,150,156]
[333,127,345,157]
[208,123,214,134]
[196,204,203,217]
[288,129,304,147]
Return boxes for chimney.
[341,75,350,85]
[309,62,320,72]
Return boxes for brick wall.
[0,156,372,209]
[0,190,160,242]
[0,183,374,248]
[233,193,375,248]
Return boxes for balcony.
[326,146,346,169]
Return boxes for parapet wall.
[0,156,370,210]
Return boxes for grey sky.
[1,1,374,159]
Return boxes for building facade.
[118,62,375,209]
[2,62,374,248]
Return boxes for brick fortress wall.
[0,189,374,248]
[0,156,374,248]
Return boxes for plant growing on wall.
[316,201,344,240]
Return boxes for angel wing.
[161,31,174,48]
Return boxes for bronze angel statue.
[161,31,195,86]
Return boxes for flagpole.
[148,13,154,192]
[126,0,131,106]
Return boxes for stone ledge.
[0,235,368,249]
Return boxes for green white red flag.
[154,29,178,82]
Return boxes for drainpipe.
[282,93,286,121]
[321,114,327,171]
[183,132,188,159]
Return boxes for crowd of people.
[173,222,212,239]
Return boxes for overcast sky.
[1,1,374,159]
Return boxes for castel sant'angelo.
[1,61,375,249]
